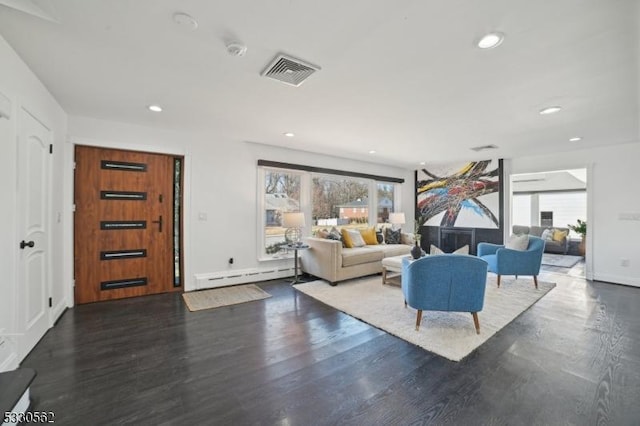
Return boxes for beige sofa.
[300,236,412,286]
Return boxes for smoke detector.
[261,53,320,87]
[226,41,247,57]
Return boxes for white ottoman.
[381,255,411,286]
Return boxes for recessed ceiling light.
[173,12,198,30]
[539,106,562,115]
[148,105,162,112]
[283,132,295,137]
[369,150,377,154]
[569,137,582,142]
[477,32,504,49]
[419,162,426,166]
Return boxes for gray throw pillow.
[505,234,529,251]
[385,228,401,244]
[326,227,343,246]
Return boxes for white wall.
[0,35,68,370]
[510,141,640,287]
[68,116,414,291]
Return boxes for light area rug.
[542,253,583,268]
[295,276,555,362]
[182,284,271,312]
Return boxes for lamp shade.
[388,212,406,225]
[282,211,305,228]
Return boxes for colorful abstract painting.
[416,160,501,229]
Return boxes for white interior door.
[16,107,51,358]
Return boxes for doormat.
[182,284,271,312]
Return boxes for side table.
[287,243,309,284]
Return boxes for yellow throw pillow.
[341,228,354,248]
[552,229,567,242]
[359,227,378,245]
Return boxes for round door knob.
[20,240,35,249]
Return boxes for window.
[312,175,370,234]
[539,191,586,237]
[257,160,403,260]
[173,157,183,286]
[512,191,587,238]
[262,169,302,257]
[377,183,395,224]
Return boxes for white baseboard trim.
[0,336,19,372]
[51,299,67,326]
[593,273,640,288]
[194,266,295,290]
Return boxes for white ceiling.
[0,0,638,167]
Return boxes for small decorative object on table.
[411,241,422,260]
[411,219,423,259]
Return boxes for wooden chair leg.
[471,312,480,334]
[497,275,501,288]
[515,275,518,279]
[404,299,407,308]
[415,309,423,331]
[382,268,387,285]
[533,275,538,289]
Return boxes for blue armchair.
[401,255,488,333]
[477,236,544,289]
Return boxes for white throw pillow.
[401,233,415,245]
[505,234,529,251]
[540,228,553,241]
[430,244,444,255]
[429,244,469,255]
[453,244,469,255]
[346,229,366,247]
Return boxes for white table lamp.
[282,211,305,246]
[389,212,406,230]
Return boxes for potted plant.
[410,219,424,259]
[413,219,422,244]
[568,219,587,256]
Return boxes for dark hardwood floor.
[21,263,640,425]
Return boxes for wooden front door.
[74,146,182,304]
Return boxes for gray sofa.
[300,236,412,286]
[513,225,570,254]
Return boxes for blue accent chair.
[477,236,545,289]
[401,255,488,333]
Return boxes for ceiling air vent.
[470,144,499,152]
[261,53,320,87]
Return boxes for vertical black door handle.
[20,240,35,249]
[152,215,163,233]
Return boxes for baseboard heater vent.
[194,266,295,290]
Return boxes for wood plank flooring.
[21,263,640,425]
